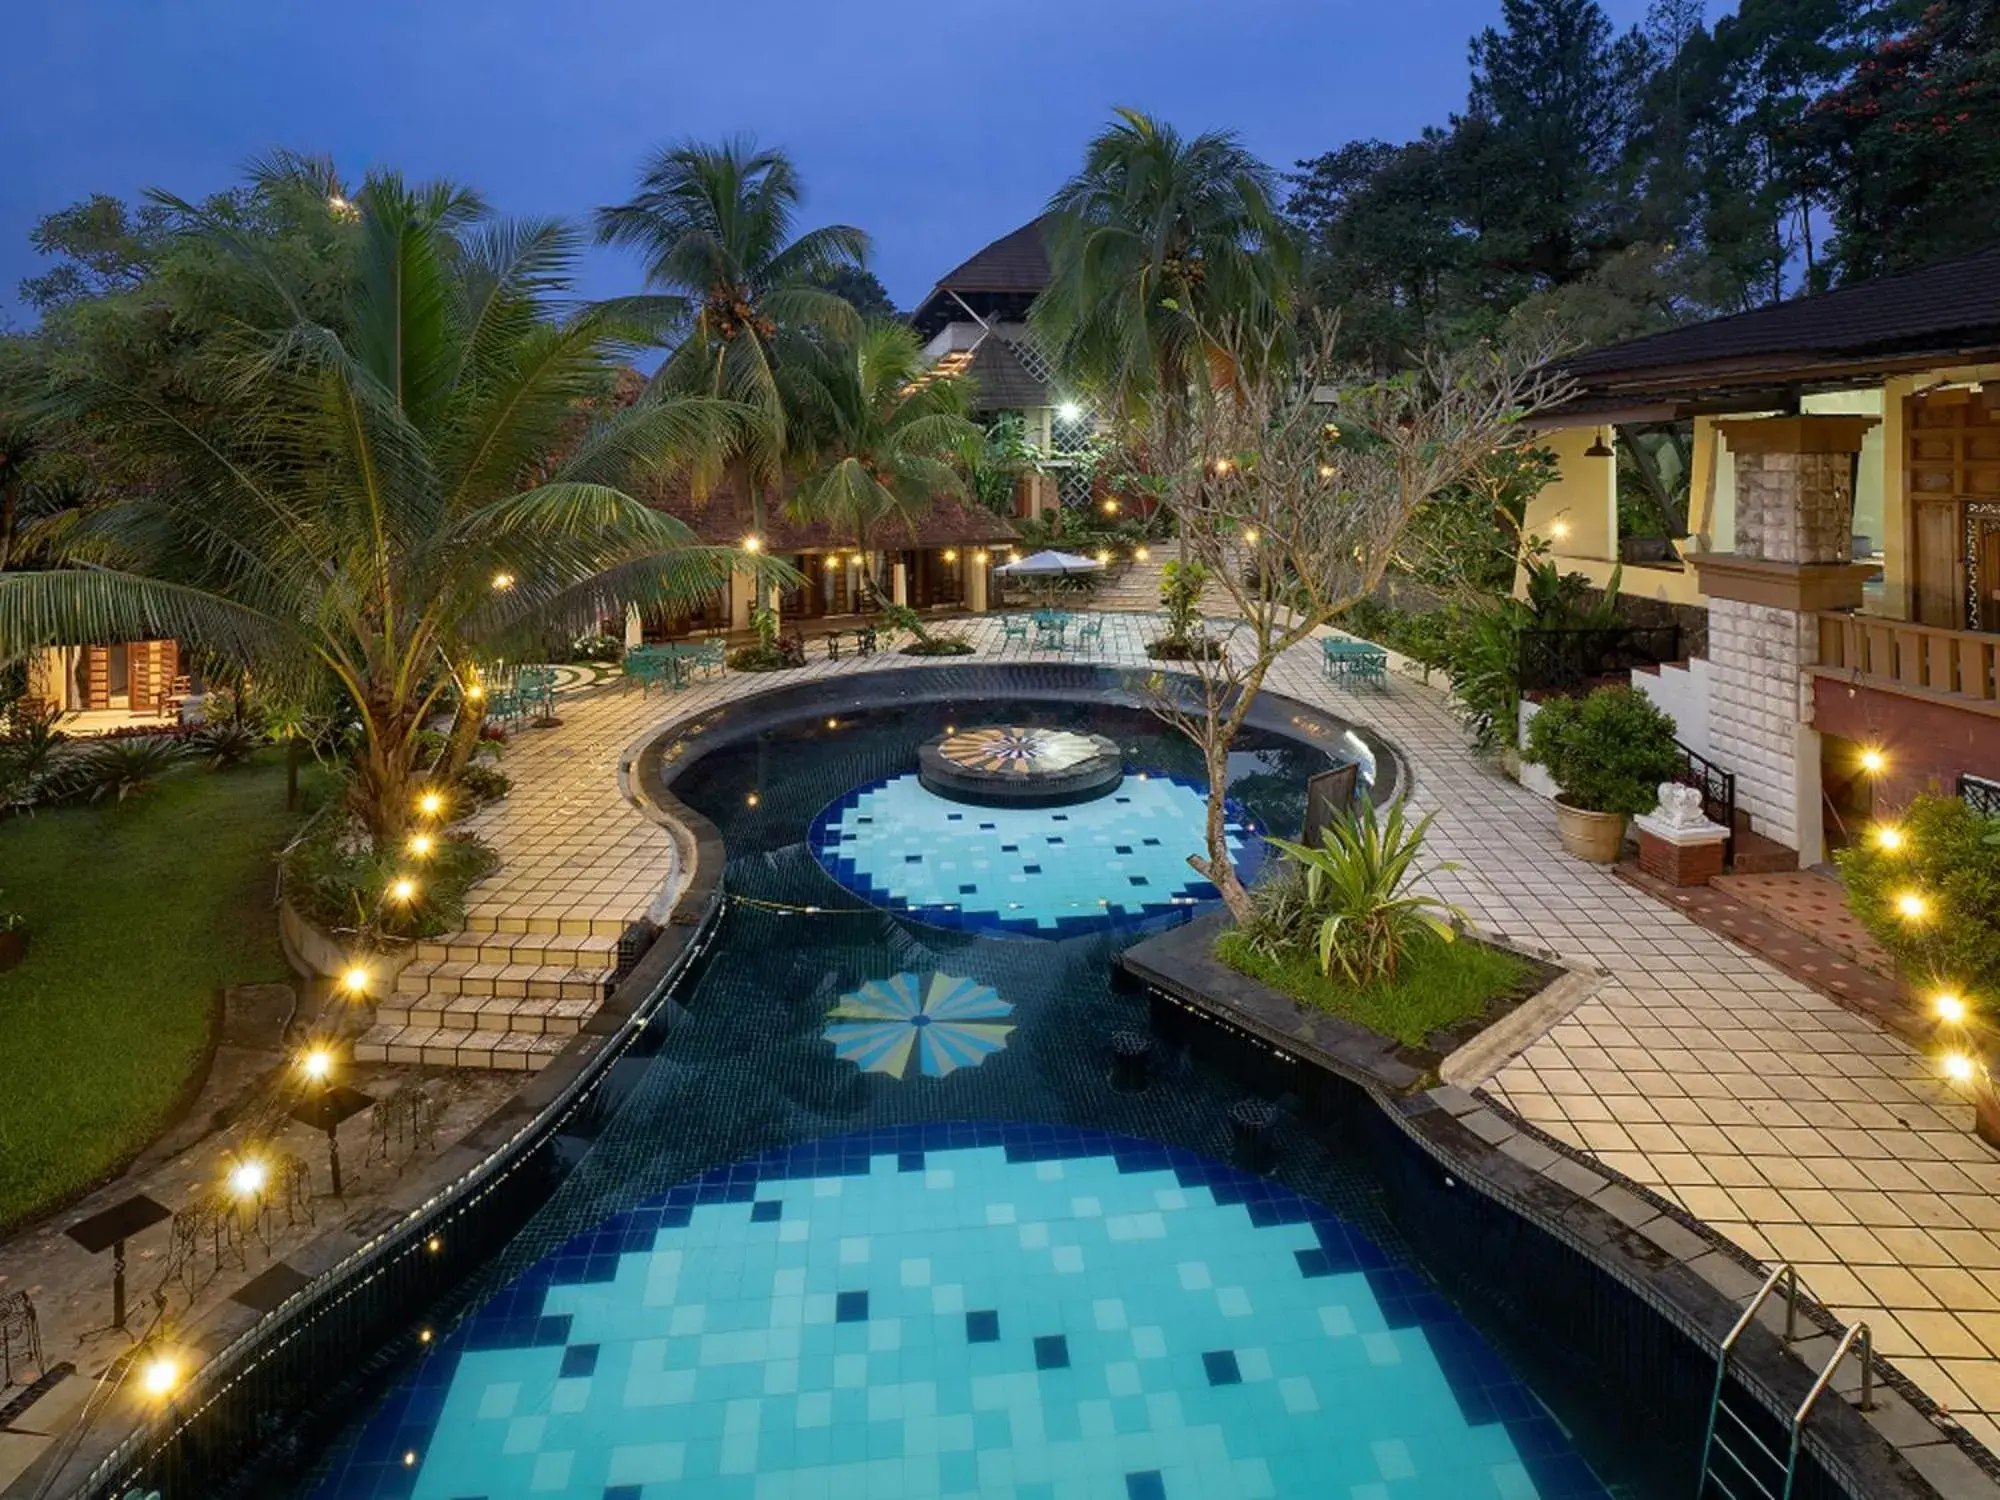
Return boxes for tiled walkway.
[458,611,2000,1456]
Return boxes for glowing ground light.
[408,833,434,858]
[1873,824,1905,851]
[341,966,371,996]
[1895,891,1929,922]
[1935,994,1968,1024]
[228,1159,268,1198]
[1943,1052,1978,1084]
[301,1047,334,1082]
[418,790,444,816]
[1860,748,1887,774]
[389,877,417,903]
[140,1355,180,1398]
[1241,528,1260,545]
[426,1236,443,1254]
[1136,547,1151,561]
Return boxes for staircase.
[1631,656,1798,875]
[1082,549,1242,614]
[351,924,620,1072]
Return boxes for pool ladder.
[1697,1264,1875,1500]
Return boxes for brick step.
[415,931,618,966]
[374,991,598,1035]
[462,908,635,939]
[1730,827,1800,875]
[353,1023,569,1072]
[398,955,609,1002]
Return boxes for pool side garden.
[1212,926,1531,1048]
[0,750,327,1228]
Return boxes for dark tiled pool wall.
[1147,983,1868,1500]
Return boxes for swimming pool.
[328,1127,1603,1500]
[282,677,1674,1500]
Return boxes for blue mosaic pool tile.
[557,1343,597,1378]
[751,1198,782,1222]
[321,1125,1613,1500]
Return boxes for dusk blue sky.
[4,0,1662,329]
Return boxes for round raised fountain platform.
[916,725,1125,807]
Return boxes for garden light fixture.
[1860,747,1887,775]
[1102,499,1119,515]
[1935,993,1968,1024]
[943,549,957,562]
[1872,824,1905,852]
[389,877,418,903]
[745,792,759,806]
[1135,547,1151,562]
[1095,550,1111,564]
[1057,401,1082,423]
[973,550,988,564]
[741,535,762,554]
[1318,464,1335,478]
[491,572,515,591]
[340,966,371,997]
[466,683,485,702]
[417,791,444,818]
[1942,1051,1978,1085]
[140,1353,182,1400]
[1550,520,1572,541]
[1894,891,1929,922]
[1584,429,1613,458]
[408,833,434,858]
[1242,528,1260,545]
[301,1046,334,1083]
[228,1158,268,1199]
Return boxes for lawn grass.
[0,750,326,1228]
[1213,929,1530,1048]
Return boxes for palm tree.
[1032,108,1300,421]
[0,165,750,846]
[783,321,981,591]
[595,139,869,535]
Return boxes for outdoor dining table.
[1031,610,1073,648]
[1321,635,1389,686]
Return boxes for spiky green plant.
[1260,799,1465,983]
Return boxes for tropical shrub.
[282,823,499,941]
[881,602,975,657]
[1159,559,1207,640]
[1254,799,1466,983]
[457,763,512,806]
[0,703,66,811]
[1524,686,1682,816]
[195,720,267,769]
[59,734,190,803]
[1838,794,2000,1009]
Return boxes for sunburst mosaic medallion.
[823,972,1014,1079]
[936,727,1102,776]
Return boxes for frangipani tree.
[0,167,763,847]
[783,321,982,589]
[1140,315,1573,919]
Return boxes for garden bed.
[0,750,329,1229]
[1122,910,1563,1093]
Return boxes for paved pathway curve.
[465,610,2000,1456]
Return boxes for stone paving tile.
[439,608,1997,1454]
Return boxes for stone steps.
[374,992,599,1035]
[415,931,618,966]
[398,955,607,1002]
[462,906,633,938]
[352,1024,571,1071]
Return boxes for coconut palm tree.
[1032,108,1300,422]
[0,165,752,847]
[782,321,981,591]
[594,139,869,535]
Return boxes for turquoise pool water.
[807,772,1257,935]
[332,1128,1601,1500]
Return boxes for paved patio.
[319,610,2000,1455]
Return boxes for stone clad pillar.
[967,551,990,613]
[1689,416,1880,865]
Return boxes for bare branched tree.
[1136,314,1574,920]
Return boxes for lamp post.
[288,1046,373,1198]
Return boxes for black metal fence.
[1517,626,1683,696]
[1961,773,2000,817]
[1673,742,1738,862]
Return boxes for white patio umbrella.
[992,549,1105,578]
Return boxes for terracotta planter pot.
[1554,798,1629,863]
[0,928,25,972]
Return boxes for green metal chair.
[1074,616,1104,654]
[1001,615,1030,644]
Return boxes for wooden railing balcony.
[1813,612,2000,715]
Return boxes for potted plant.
[0,896,25,971]
[1524,686,1683,862]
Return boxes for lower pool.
[293,683,1674,1500]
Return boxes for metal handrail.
[1699,1265,1800,1498]
[1780,1324,1875,1500]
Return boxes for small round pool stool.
[1227,1097,1280,1172]
[1109,1028,1156,1092]
[916,726,1124,808]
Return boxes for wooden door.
[1914,500,1963,627]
